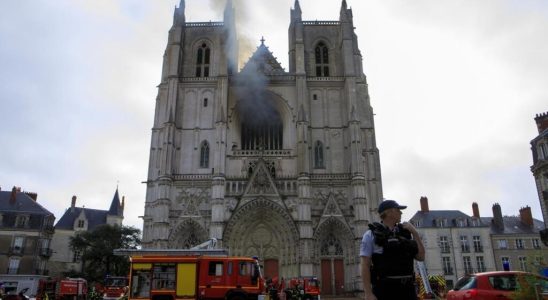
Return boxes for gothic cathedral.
[142,0,383,294]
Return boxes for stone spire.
[173,0,185,26]
[291,0,302,22]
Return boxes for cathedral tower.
[143,0,383,294]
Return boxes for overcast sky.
[1,0,547,230]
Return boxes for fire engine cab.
[114,248,265,300]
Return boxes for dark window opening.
[200,141,209,168]
[196,43,210,78]
[204,98,208,107]
[315,42,329,77]
[314,141,324,168]
[241,122,283,150]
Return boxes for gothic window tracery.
[320,233,343,256]
[200,141,209,168]
[315,42,329,77]
[196,43,210,77]
[314,141,324,169]
[241,110,283,150]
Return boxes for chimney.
[534,112,548,133]
[492,203,504,230]
[71,195,77,212]
[25,192,38,201]
[10,186,18,204]
[420,196,429,212]
[519,206,534,228]
[472,202,480,218]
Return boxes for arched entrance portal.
[223,198,300,280]
[314,217,355,295]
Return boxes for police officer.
[360,200,425,300]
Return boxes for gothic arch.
[314,217,356,264]
[223,197,300,276]
[168,218,208,249]
[229,90,295,150]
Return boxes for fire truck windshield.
[105,277,128,287]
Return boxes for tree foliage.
[70,224,141,283]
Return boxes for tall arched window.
[200,141,209,168]
[196,43,210,77]
[314,141,324,168]
[315,42,329,77]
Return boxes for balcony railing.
[464,267,474,274]
[440,247,451,253]
[474,246,483,253]
[8,246,24,255]
[39,248,53,257]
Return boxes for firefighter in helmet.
[360,200,425,300]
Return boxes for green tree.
[70,224,141,283]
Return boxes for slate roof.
[410,210,488,228]
[0,190,53,215]
[54,189,123,230]
[480,216,545,235]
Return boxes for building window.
[463,256,473,274]
[196,43,210,77]
[442,257,453,275]
[240,108,283,151]
[460,236,470,253]
[314,141,324,169]
[208,262,223,276]
[12,236,24,254]
[539,143,547,160]
[457,219,466,227]
[73,250,81,262]
[518,256,527,271]
[314,42,329,77]
[515,239,524,249]
[437,218,448,227]
[470,218,480,226]
[439,236,450,253]
[15,215,28,228]
[200,141,209,168]
[498,239,508,249]
[532,238,541,249]
[8,257,20,274]
[476,256,486,272]
[501,256,510,270]
[203,98,208,107]
[77,220,85,228]
[473,236,483,252]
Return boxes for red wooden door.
[264,259,279,280]
[321,259,332,295]
[334,259,344,295]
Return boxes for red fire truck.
[102,276,129,300]
[285,277,320,300]
[115,248,265,300]
[36,278,88,300]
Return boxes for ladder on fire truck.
[113,238,226,256]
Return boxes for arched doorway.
[223,197,300,280]
[168,219,208,248]
[314,218,355,295]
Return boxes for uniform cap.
[378,200,407,214]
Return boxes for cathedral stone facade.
[142,0,383,294]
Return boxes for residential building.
[410,197,495,289]
[482,203,547,272]
[530,111,548,245]
[141,0,383,294]
[0,186,55,295]
[48,189,124,277]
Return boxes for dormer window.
[15,215,29,228]
[77,220,85,228]
[315,42,329,77]
[196,43,210,77]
